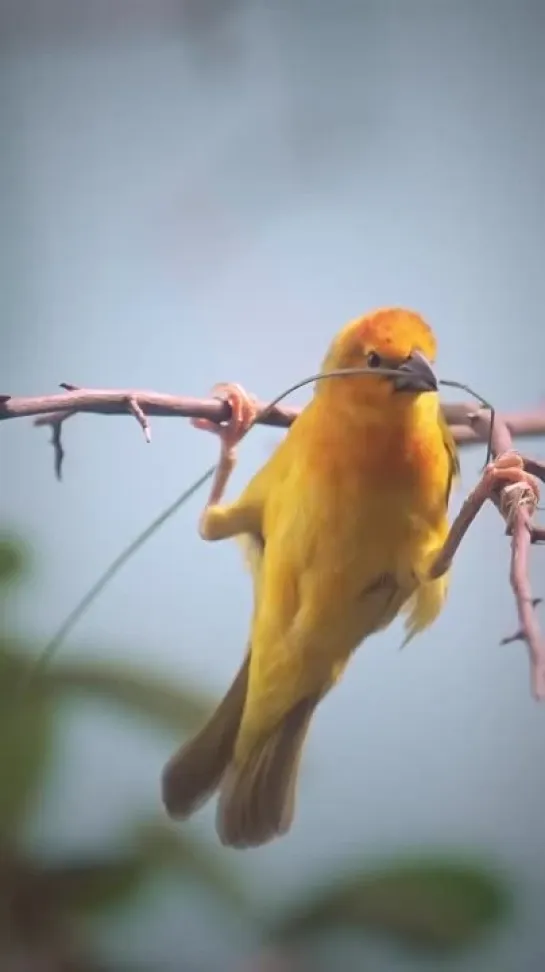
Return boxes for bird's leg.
[191,382,260,541]
[428,451,541,581]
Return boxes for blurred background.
[1,1,545,969]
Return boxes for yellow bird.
[162,308,460,848]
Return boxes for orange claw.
[483,451,541,524]
[484,451,540,499]
[193,383,261,512]
[191,382,259,451]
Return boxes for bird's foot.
[482,451,540,526]
[191,382,260,453]
[193,382,260,517]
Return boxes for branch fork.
[428,439,544,699]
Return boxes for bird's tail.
[216,694,319,849]
[161,655,250,819]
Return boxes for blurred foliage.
[271,857,510,954]
[0,673,51,836]
[0,530,513,969]
[135,821,246,908]
[0,529,29,588]
[40,658,213,735]
[0,531,244,970]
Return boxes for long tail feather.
[161,655,250,819]
[216,695,318,849]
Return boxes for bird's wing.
[402,414,460,645]
[440,408,461,506]
[236,532,266,613]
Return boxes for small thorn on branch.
[50,421,65,481]
[32,385,83,479]
[127,396,151,443]
[501,599,543,645]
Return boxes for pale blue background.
[1,2,545,969]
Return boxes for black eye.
[367,351,382,368]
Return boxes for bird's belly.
[251,482,448,723]
[257,436,449,675]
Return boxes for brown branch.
[459,412,545,699]
[0,386,299,429]
[1,385,545,444]
[3,386,544,492]
[428,469,498,580]
[509,508,545,698]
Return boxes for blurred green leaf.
[38,660,214,735]
[272,856,510,952]
[0,638,28,680]
[36,856,152,917]
[28,823,249,919]
[136,822,249,910]
[0,698,53,835]
[0,532,30,589]
[0,643,54,834]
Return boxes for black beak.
[393,350,438,393]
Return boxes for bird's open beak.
[393,350,438,393]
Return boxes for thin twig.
[428,473,497,579]
[1,385,544,442]
[1,387,301,426]
[127,396,152,443]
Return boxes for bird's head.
[319,308,438,406]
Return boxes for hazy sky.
[2,2,545,969]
